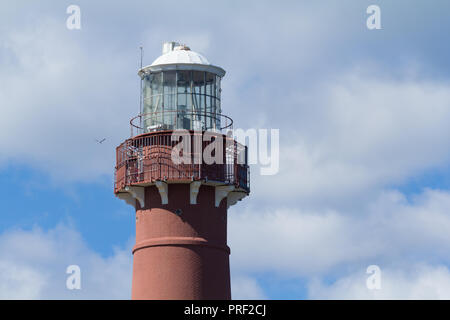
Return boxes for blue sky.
[1,0,450,299]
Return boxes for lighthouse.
[114,42,250,300]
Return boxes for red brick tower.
[114,42,249,300]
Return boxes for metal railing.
[129,110,234,137]
[114,130,250,193]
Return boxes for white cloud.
[0,225,132,299]
[229,188,450,280]
[229,206,376,277]
[0,261,46,299]
[231,274,267,300]
[0,19,135,182]
[309,264,450,299]
[250,72,450,207]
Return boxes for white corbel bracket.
[116,186,145,208]
[155,181,169,205]
[227,191,248,209]
[190,181,202,204]
[215,185,235,207]
[116,192,135,207]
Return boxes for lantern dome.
[151,45,210,66]
[139,42,225,77]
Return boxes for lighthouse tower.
[114,42,250,300]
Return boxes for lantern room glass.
[142,70,222,132]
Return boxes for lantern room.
[137,42,227,133]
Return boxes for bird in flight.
[95,138,106,144]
